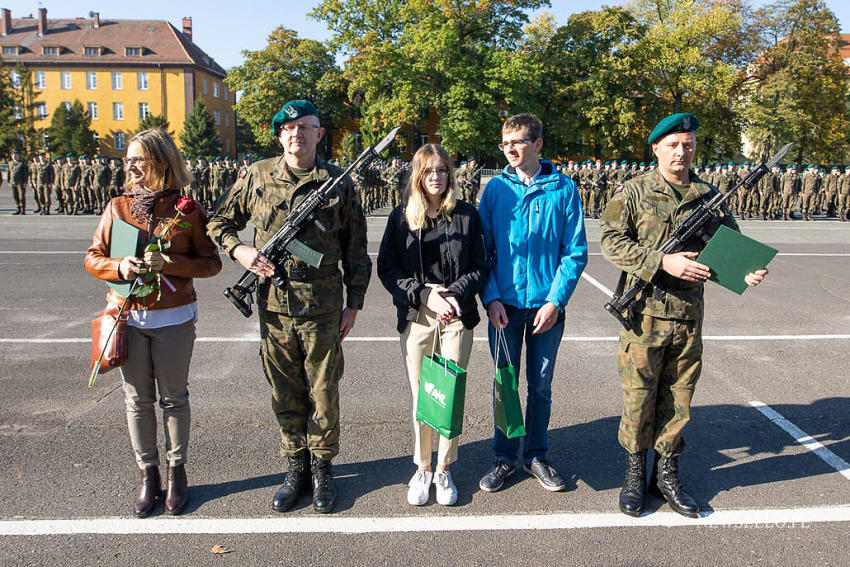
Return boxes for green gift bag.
[493,327,525,439]
[415,329,467,439]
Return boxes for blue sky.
[5,0,849,70]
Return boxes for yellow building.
[0,8,235,156]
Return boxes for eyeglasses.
[281,122,321,133]
[498,137,536,151]
[122,157,148,167]
[423,167,450,177]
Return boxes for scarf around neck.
[124,186,178,225]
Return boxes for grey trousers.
[121,319,195,469]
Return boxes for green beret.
[649,160,657,166]
[271,99,319,132]
[65,152,75,157]
[80,153,88,159]
[648,113,699,144]
[639,162,646,166]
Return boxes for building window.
[61,71,72,89]
[137,72,149,90]
[84,46,101,56]
[114,132,126,150]
[112,72,123,90]
[62,102,72,112]
[224,86,228,101]
[202,78,207,94]
[42,46,60,56]
[9,70,20,87]
[125,46,142,57]
[87,71,97,90]
[214,110,221,125]
[113,102,124,120]
[88,102,99,120]
[34,71,46,89]
[36,102,48,119]
[3,45,19,56]
[138,102,150,120]
[225,139,231,153]
[418,133,429,147]
[225,111,229,127]
[213,82,220,98]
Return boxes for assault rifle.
[389,162,411,184]
[603,143,791,331]
[224,126,400,317]
[591,170,607,190]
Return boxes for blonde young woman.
[377,144,488,505]
[84,129,221,517]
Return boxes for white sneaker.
[433,470,458,506]
[407,470,433,506]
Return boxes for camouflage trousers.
[259,308,344,461]
[11,183,26,209]
[617,314,703,457]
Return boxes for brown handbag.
[90,304,129,374]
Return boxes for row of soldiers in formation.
[0,151,252,216]
[8,149,846,221]
[561,159,850,221]
[347,156,482,214]
[2,151,125,215]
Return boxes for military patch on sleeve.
[613,185,624,195]
[239,169,247,178]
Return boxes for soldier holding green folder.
[600,113,768,519]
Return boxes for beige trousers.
[400,306,474,467]
[121,319,195,469]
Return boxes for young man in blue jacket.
[478,113,588,492]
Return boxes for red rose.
[176,196,197,214]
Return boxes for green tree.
[235,112,277,158]
[225,27,349,156]
[0,59,19,155]
[311,0,548,157]
[741,0,849,164]
[5,65,40,155]
[627,0,752,161]
[179,99,222,158]
[338,130,359,163]
[136,114,172,135]
[45,101,97,156]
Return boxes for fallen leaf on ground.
[210,545,232,555]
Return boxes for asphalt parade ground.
[0,190,848,566]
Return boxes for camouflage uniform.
[65,159,82,214]
[7,156,28,213]
[781,167,801,220]
[207,156,371,460]
[600,169,738,457]
[800,168,820,220]
[34,158,55,214]
[109,158,125,198]
[838,169,850,221]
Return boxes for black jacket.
[377,200,489,332]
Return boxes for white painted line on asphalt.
[0,506,847,535]
[580,272,615,297]
[3,334,850,344]
[750,401,850,482]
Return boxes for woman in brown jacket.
[84,129,221,517]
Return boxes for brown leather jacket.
[85,193,222,310]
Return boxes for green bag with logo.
[415,330,467,439]
[493,327,525,439]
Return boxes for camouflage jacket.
[207,155,371,316]
[8,159,28,184]
[600,169,738,321]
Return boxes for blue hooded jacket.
[478,159,587,310]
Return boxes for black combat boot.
[272,454,310,512]
[311,454,337,514]
[654,455,699,518]
[618,450,646,517]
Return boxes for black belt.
[285,263,338,282]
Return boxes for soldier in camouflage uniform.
[781,163,800,220]
[34,153,55,215]
[7,150,28,214]
[109,157,125,199]
[821,166,839,217]
[800,165,820,221]
[195,157,211,209]
[93,155,111,214]
[65,154,82,215]
[600,113,767,519]
[52,156,66,213]
[207,100,371,515]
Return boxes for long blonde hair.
[126,129,192,191]
[404,144,457,230]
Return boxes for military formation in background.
[561,159,850,222]
[2,151,848,220]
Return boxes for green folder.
[106,217,141,296]
[696,225,778,295]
